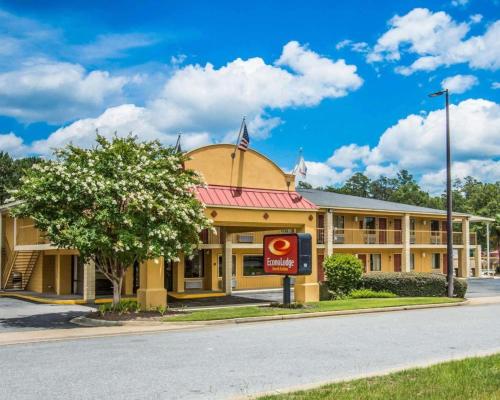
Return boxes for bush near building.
[361,272,468,298]
[323,254,363,298]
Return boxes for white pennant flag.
[293,154,307,179]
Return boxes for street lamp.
[429,88,453,297]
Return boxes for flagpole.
[231,117,246,159]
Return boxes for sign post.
[283,275,291,305]
[263,233,312,306]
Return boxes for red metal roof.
[196,185,317,210]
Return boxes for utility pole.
[429,89,454,297]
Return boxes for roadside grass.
[163,297,463,322]
[257,353,500,400]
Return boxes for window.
[410,219,416,244]
[218,255,236,277]
[185,251,204,278]
[431,220,440,232]
[432,253,441,269]
[364,217,376,230]
[334,215,344,229]
[243,255,264,276]
[410,253,415,271]
[333,215,345,244]
[370,254,382,272]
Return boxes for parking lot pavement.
[0,297,94,332]
[466,278,500,298]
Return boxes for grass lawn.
[257,354,500,400]
[163,297,463,322]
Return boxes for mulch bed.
[87,310,186,321]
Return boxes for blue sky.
[0,0,498,192]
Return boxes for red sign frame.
[263,233,299,275]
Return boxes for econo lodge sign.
[263,233,312,276]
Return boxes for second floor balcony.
[317,227,477,247]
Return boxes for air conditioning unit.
[237,234,254,243]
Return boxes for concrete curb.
[71,316,164,327]
[163,299,470,326]
[72,300,469,327]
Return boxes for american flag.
[238,122,250,151]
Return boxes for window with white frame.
[432,253,441,269]
[370,254,382,271]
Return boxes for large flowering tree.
[12,135,211,305]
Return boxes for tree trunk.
[112,275,123,306]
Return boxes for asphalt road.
[466,278,500,297]
[0,297,93,332]
[0,302,499,400]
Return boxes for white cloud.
[441,74,478,94]
[301,161,353,187]
[327,144,370,168]
[420,159,500,193]
[470,14,483,24]
[371,98,500,170]
[74,33,158,61]
[303,98,500,190]
[9,41,362,156]
[492,82,500,89]
[368,8,500,75]
[451,0,469,6]
[0,61,129,124]
[336,40,370,53]
[0,132,29,157]
[148,40,363,139]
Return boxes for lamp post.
[429,88,453,297]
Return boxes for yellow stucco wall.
[185,144,294,191]
[25,254,44,292]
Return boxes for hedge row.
[361,272,467,298]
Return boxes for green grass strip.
[163,297,462,322]
[258,353,500,400]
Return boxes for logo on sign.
[268,238,291,256]
[264,234,299,275]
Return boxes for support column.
[0,214,3,290]
[222,229,233,295]
[174,254,185,293]
[474,245,482,277]
[402,214,411,272]
[461,217,470,277]
[55,254,72,295]
[294,220,320,303]
[210,250,219,291]
[324,210,334,257]
[137,257,167,310]
[83,258,96,303]
[486,223,491,276]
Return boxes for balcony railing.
[199,228,296,245]
[316,228,478,246]
[332,228,403,245]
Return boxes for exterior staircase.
[2,250,40,290]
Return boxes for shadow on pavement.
[0,311,90,330]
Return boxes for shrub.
[349,288,396,299]
[319,282,332,301]
[323,254,363,298]
[98,299,141,315]
[361,272,467,298]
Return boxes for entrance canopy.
[196,184,316,210]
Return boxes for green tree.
[12,135,212,305]
[337,172,371,197]
[0,152,40,204]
